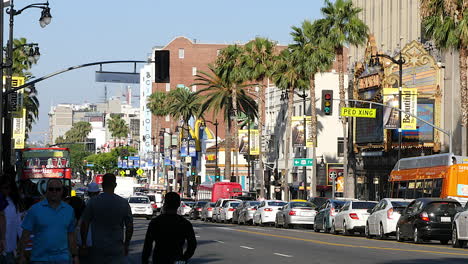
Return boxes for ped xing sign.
[340,107,376,118]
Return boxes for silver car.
[275,201,317,229]
[201,202,216,221]
[237,201,261,225]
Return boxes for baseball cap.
[87,182,100,193]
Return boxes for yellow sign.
[13,108,26,149]
[238,129,260,155]
[119,170,126,176]
[3,77,26,118]
[401,88,418,130]
[340,107,377,118]
[137,168,144,176]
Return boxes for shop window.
[337,137,344,157]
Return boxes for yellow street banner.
[3,76,26,118]
[401,88,418,130]
[13,108,26,149]
[340,107,377,118]
[291,116,313,147]
[238,129,260,155]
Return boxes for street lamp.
[201,120,219,181]
[370,51,405,161]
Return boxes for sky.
[11,0,324,141]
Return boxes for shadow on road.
[190,253,223,264]
[378,258,467,264]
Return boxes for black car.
[189,201,208,220]
[396,198,463,244]
[308,197,328,209]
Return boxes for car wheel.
[324,219,330,233]
[260,217,264,227]
[314,223,320,232]
[284,218,289,229]
[365,223,373,239]
[343,221,351,236]
[274,218,279,228]
[452,226,466,248]
[331,221,338,235]
[378,223,386,240]
[413,227,423,244]
[396,226,404,242]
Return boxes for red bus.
[18,148,72,201]
[196,182,243,202]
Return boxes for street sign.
[86,163,94,167]
[168,171,174,179]
[137,168,144,176]
[293,158,313,167]
[129,156,140,161]
[119,170,125,176]
[340,107,376,118]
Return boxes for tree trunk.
[309,74,317,198]
[460,47,468,155]
[224,120,232,180]
[337,47,353,198]
[283,86,294,201]
[258,83,265,198]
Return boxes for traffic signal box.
[191,166,196,176]
[322,90,333,115]
[214,168,221,182]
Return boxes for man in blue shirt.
[18,179,79,264]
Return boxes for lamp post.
[203,120,219,181]
[370,51,405,161]
[1,1,52,174]
[160,130,174,192]
[297,90,308,199]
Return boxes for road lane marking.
[234,229,468,257]
[213,240,225,244]
[215,227,235,231]
[240,246,254,250]
[274,253,293,258]
[195,235,200,238]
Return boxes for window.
[192,67,197,76]
[178,48,184,59]
[337,137,344,157]
[165,115,170,122]
[433,178,443,197]
[217,49,221,56]
[192,85,197,92]
[165,83,170,92]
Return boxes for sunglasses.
[48,187,63,192]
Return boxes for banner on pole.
[13,108,26,149]
[383,88,400,129]
[238,129,260,155]
[291,116,313,147]
[401,88,418,130]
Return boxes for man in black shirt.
[142,192,197,264]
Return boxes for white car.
[332,200,377,235]
[366,198,412,239]
[219,201,241,223]
[212,199,241,223]
[128,196,153,220]
[177,201,194,216]
[253,200,287,226]
[452,202,468,248]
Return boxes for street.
[127,217,468,264]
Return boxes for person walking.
[141,192,197,264]
[18,179,79,264]
[0,179,9,262]
[86,183,100,200]
[80,173,133,264]
[0,176,23,264]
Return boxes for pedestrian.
[18,179,79,264]
[86,182,100,201]
[80,173,133,264]
[65,196,90,264]
[141,192,197,264]
[0,180,9,261]
[0,176,23,264]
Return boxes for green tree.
[290,20,336,197]
[314,0,368,198]
[167,87,202,134]
[147,91,169,137]
[107,114,130,141]
[194,64,258,180]
[242,37,277,198]
[272,49,309,200]
[420,0,468,153]
[64,121,92,143]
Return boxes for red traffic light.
[325,93,332,100]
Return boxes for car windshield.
[185,202,195,207]
[426,202,463,215]
[249,201,260,206]
[352,202,377,209]
[230,203,240,208]
[268,201,286,207]
[129,197,149,204]
[391,201,410,207]
[196,202,208,207]
[290,202,314,208]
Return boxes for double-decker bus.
[389,153,468,204]
[196,181,243,202]
[18,148,72,202]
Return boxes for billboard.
[401,88,418,130]
[383,88,418,130]
[291,116,313,147]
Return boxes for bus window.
[398,181,408,199]
[423,180,433,197]
[433,179,443,197]
[415,180,424,198]
[406,180,416,199]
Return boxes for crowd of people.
[0,173,197,264]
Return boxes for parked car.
[313,199,348,233]
[219,201,241,223]
[332,200,378,235]
[146,193,163,212]
[253,200,287,226]
[201,202,216,222]
[236,201,261,225]
[128,196,153,220]
[366,198,412,239]
[177,201,194,216]
[452,202,468,248]
[188,201,208,220]
[212,199,241,223]
[308,197,329,209]
[396,198,462,244]
[275,200,317,229]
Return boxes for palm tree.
[215,45,250,182]
[272,49,309,201]
[147,91,169,138]
[290,20,336,197]
[194,64,258,181]
[64,121,92,143]
[243,37,277,198]
[314,0,368,198]
[107,114,130,143]
[420,0,468,153]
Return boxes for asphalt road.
[127,217,468,264]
